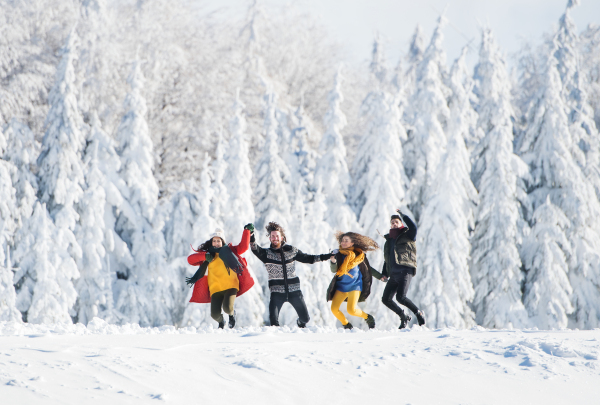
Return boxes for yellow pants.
[331,290,367,326]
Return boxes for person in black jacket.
[381,209,425,329]
[251,221,332,328]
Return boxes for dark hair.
[391,214,402,222]
[266,221,287,243]
[335,231,379,252]
[197,236,226,251]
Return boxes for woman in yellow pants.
[326,232,385,329]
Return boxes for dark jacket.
[326,252,383,302]
[251,241,330,297]
[383,214,418,277]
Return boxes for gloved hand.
[185,267,204,287]
[319,253,334,262]
[244,223,255,233]
[250,233,256,243]
[396,208,404,217]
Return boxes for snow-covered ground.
[1,320,598,405]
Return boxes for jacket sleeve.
[382,260,389,278]
[232,229,251,256]
[403,214,417,241]
[295,250,330,264]
[330,261,338,273]
[188,251,207,266]
[250,242,268,263]
[369,264,383,280]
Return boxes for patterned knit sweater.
[250,242,329,295]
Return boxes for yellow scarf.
[336,247,365,278]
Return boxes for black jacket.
[383,214,418,277]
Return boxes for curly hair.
[266,221,287,243]
[335,231,379,252]
[197,237,226,252]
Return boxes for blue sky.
[200,0,600,68]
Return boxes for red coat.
[187,229,254,303]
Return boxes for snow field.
[1,319,598,405]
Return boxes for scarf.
[336,247,365,278]
[208,245,244,275]
[389,226,405,239]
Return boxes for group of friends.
[186,210,426,330]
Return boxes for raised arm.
[231,229,251,256]
[403,214,417,241]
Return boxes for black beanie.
[391,214,401,221]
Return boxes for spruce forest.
[2,0,600,331]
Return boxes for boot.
[416,310,426,326]
[399,310,408,330]
[228,312,236,329]
[343,322,353,330]
[296,318,307,328]
[365,314,376,329]
[218,319,225,329]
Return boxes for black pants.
[210,288,237,323]
[269,292,310,326]
[382,269,420,317]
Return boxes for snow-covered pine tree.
[404,15,451,222]
[224,91,255,238]
[253,88,292,238]
[13,202,79,324]
[114,61,175,327]
[579,23,600,132]
[351,74,407,245]
[552,0,600,200]
[521,197,573,329]
[2,119,39,231]
[517,42,600,329]
[403,24,426,99]
[287,99,318,202]
[470,28,529,329]
[210,129,229,227]
[0,148,21,322]
[408,50,478,329]
[314,66,359,232]
[36,30,86,280]
[74,113,134,325]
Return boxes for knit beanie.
[210,228,226,244]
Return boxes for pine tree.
[552,0,600,200]
[404,15,451,221]
[351,87,407,245]
[521,197,573,329]
[210,130,229,226]
[409,50,478,329]
[517,43,600,329]
[223,91,255,238]
[470,28,529,328]
[13,203,79,324]
[2,119,39,230]
[0,152,21,322]
[74,114,133,325]
[253,89,292,237]
[314,67,358,232]
[37,30,86,229]
[114,61,174,327]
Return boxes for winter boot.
[297,318,307,328]
[416,310,426,326]
[218,319,225,329]
[365,314,376,329]
[343,322,353,330]
[228,312,236,329]
[399,311,408,330]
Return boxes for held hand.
[330,255,337,263]
[381,276,388,282]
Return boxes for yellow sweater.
[207,254,239,296]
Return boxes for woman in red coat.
[186,224,255,328]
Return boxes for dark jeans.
[269,292,310,326]
[382,269,419,317]
[210,288,237,323]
